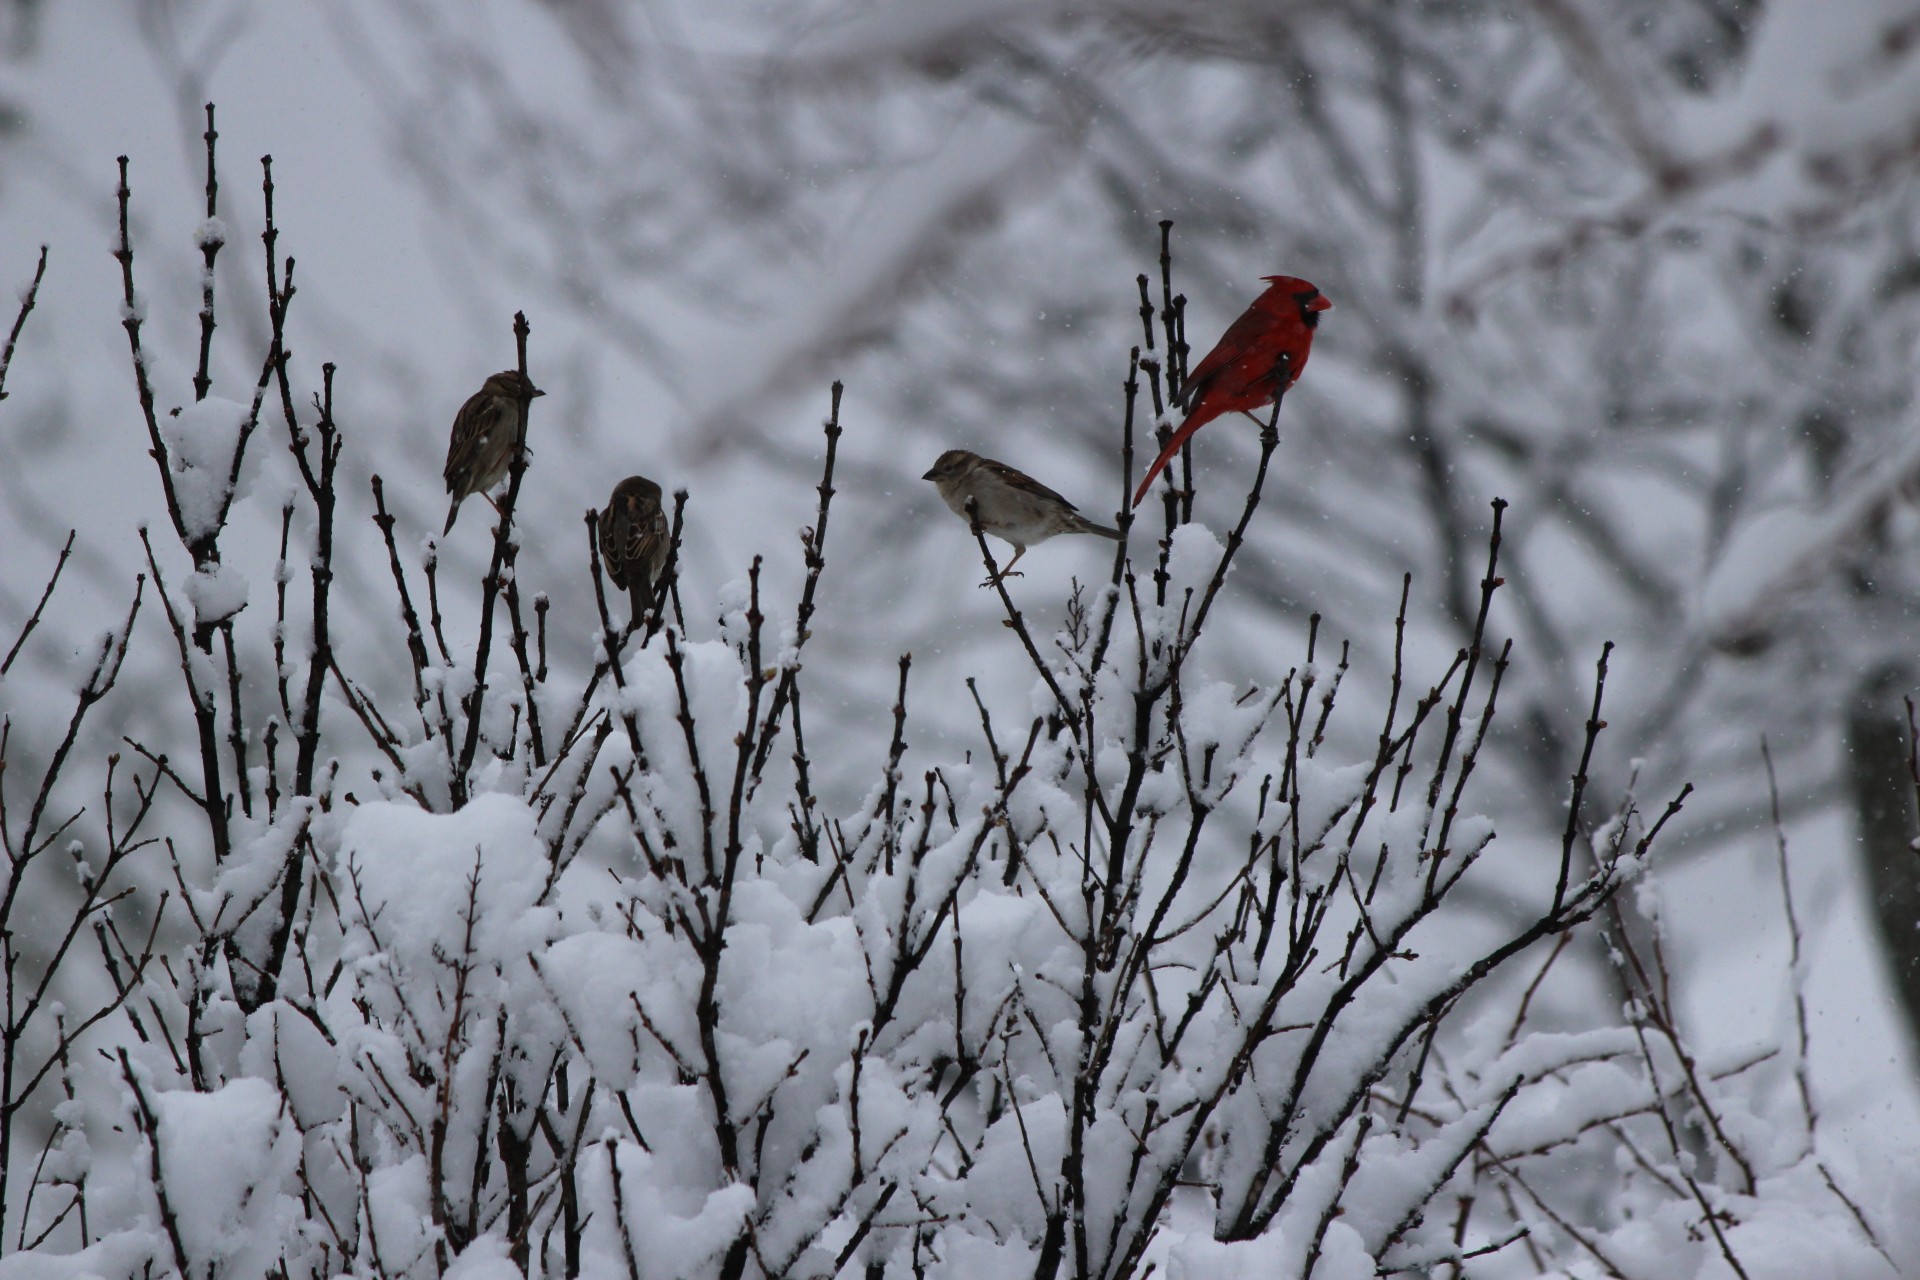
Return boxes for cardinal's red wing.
[1178,305,1281,412]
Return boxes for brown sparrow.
[600,475,670,622]
[922,449,1120,583]
[442,370,544,534]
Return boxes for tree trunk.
[1846,664,1920,1056]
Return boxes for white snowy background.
[2,1,1920,1276]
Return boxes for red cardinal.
[1132,275,1331,508]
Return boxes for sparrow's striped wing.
[602,489,668,590]
[444,392,512,492]
[981,456,1081,513]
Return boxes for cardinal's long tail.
[1131,407,1214,508]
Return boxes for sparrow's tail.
[443,498,462,536]
[1076,518,1122,540]
[1130,406,1215,508]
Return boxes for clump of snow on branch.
[157,396,250,542]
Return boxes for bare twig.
[193,102,223,403]
[1,530,74,678]
[0,245,48,405]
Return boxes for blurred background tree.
[3,0,1919,1060]
[338,0,1920,1049]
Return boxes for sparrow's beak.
[921,467,938,480]
[530,386,548,397]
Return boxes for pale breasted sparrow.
[922,449,1120,583]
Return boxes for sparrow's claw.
[977,570,1026,589]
